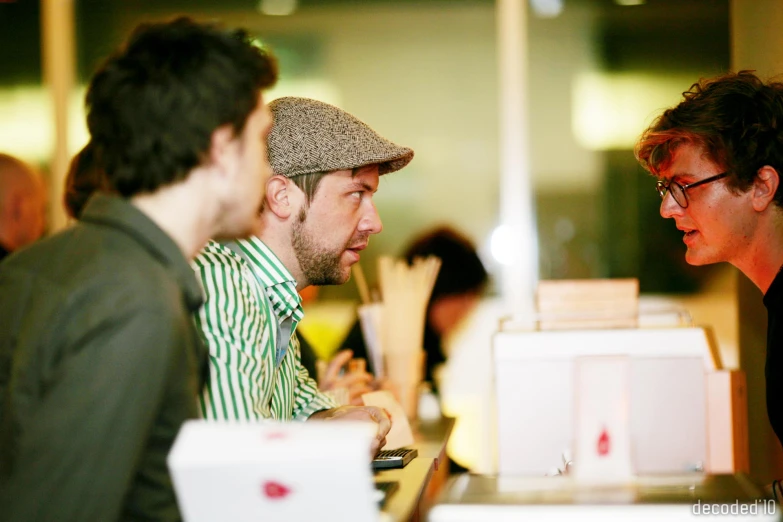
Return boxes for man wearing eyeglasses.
[635,70,783,449]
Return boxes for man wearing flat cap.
[193,97,413,454]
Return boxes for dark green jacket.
[0,194,207,521]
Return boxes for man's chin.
[684,249,716,266]
[307,269,351,287]
[338,266,352,285]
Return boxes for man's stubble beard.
[291,207,348,286]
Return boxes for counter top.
[412,416,455,468]
[428,473,777,522]
[375,416,455,521]
[376,458,435,521]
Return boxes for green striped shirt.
[192,237,337,421]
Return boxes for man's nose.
[359,201,382,235]
[659,191,683,219]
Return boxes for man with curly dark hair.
[0,17,277,521]
[635,70,783,448]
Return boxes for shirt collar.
[236,236,303,323]
[766,264,783,304]
[80,193,204,311]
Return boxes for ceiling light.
[258,0,297,16]
[530,0,564,18]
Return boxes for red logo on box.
[263,481,292,499]
[597,428,610,457]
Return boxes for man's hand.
[308,405,391,457]
[318,350,376,405]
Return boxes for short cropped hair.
[290,171,329,208]
[403,227,488,301]
[86,17,277,197]
[635,70,783,207]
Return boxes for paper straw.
[377,255,441,356]
[352,262,371,305]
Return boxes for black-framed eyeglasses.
[656,172,729,209]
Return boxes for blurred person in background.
[635,71,783,452]
[63,142,109,220]
[340,226,489,395]
[0,153,46,262]
[193,97,413,456]
[340,226,488,476]
[0,17,277,521]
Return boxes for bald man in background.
[0,153,46,262]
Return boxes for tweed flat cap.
[267,97,414,177]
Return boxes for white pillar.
[41,0,76,232]
[496,0,538,318]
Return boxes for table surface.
[412,416,455,463]
[374,416,455,521]
[435,473,769,505]
[429,473,779,521]
[376,458,435,521]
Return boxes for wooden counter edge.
[376,457,435,522]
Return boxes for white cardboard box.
[494,327,716,476]
[167,420,379,522]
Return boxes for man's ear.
[752,166,780,212]
[264,175,294,219]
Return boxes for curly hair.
[86,17,277,197]
[635,70,783,207]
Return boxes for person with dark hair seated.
[63,142,109,220]
[339,226,489,395]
